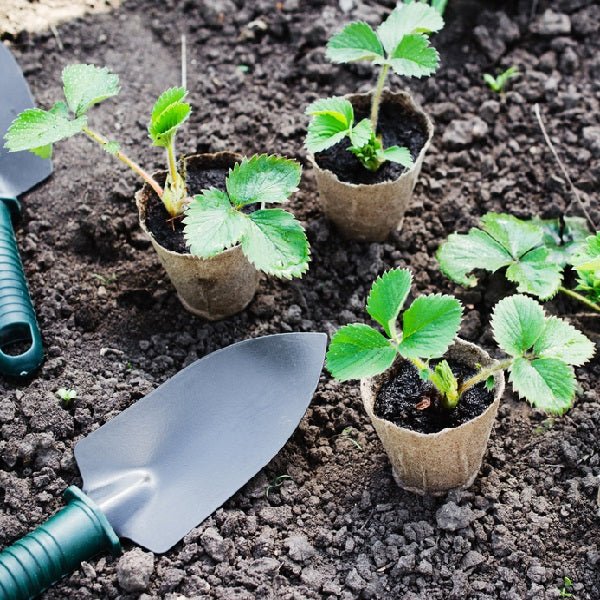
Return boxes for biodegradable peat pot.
[361,339,505,495]
[309,89,434,242]
[136,152,260,320]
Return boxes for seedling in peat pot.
[403,0,448,16]
[4,64,190,219]
[305,2,444,172]
[437,212,600,313]
[183,155,310,278]
[483,66,519,94]
[327,269,594,414]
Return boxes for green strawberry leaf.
[509,357,576,414]
[366,268,412,337]
[349,118,373,148]
[480,213,543,258]
[3,105,87,154]
[183,189,248,258]
[62,64,120,117]
[398,294,462,359]
[305,96,354,125]
[151,87,187,122]
[573,233,600,271]
[491,294,545,357]
[377,3,444,55]
[534,216,590,265]
[436,228,513,287]
[148,102,191,148]
[382,145,414,167]
[226,155,301,207]
[326,324,397,381]
[305,97,354,153]
[326,21,385,63]
[31,144,53,159]
[241,208,309,278]
[388,34,440,77]
[533,316,595,366]
[505,246,563,300]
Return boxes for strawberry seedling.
[4,64,189,218]
[183,155,310,278]
[305,3,444,172]
[327,268,595,414]
[437,212,600,313]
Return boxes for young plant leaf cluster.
[572,233,600,304]
[436,212,600,312]
[305,97,413,172]
[3,64,187,217]
[326,268,464,409]
[183,155,309,278]
[488,295,594,414]
[483,66,519,94]
[326,268,594,414]
[148,87,191,217]
[305,3,443,172]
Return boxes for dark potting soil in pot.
[144,156,236,254]
[374,360,494,434]
[314,99,428,185]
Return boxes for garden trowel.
[0,332,326,600]
[0,42,52,378]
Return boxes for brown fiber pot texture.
[361,339,505,496]
[309,90,434,242]
[136,152,260,321]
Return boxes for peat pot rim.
[135,150,244,260]
[361,338,506,439]
[307,89,434,190]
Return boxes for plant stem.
[167,141,179,186]
[82,126,163,198]
[458,358,513,395]
[370,64,390,133]
[559,286,600,313]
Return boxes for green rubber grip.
[0,198,43,378]
[0,487,120,600]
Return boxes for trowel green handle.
[0,197,43,378]
[0,487,120,600]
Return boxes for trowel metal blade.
[74,332,326,553]
[0,42,52,198]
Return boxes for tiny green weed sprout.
[305,3,443,172]
[483,66,519,94]
[265,475,292,498]
[183,155,309,278]
[56,387,77,405]
[3,64,189,219]
[326,268,595,414]
[437,212,600,313]
[403,0,448,16]
[559,576,574,597]
[339,426,363,450]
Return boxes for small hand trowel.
[0,42,52,378]
[0,332,326,599]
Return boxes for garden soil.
[0,0,599,598]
